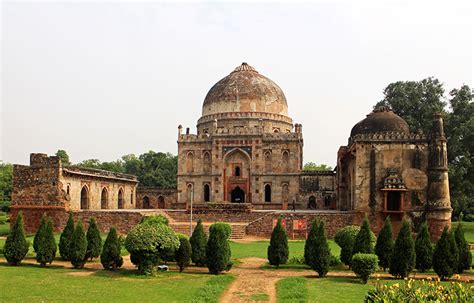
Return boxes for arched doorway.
[264,184,272,202]
[100,188,108,209]
[231,186,245,203]
[203,184,210,202]
[143,196,150,209]
[80,186,89,209]
[118,188,124,209]
[157,196,165,208]
[308,196,317,209]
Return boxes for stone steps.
[169,221,248,239]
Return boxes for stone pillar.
[426,113,452,239]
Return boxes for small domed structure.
[350,106,410,137]
[202,62,288,117]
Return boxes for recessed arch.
[203,184,210,202]
[100,187,108,209]
[187,183,194,203]
[308,196,316,209]
[143,196,150,209]
[118,188,124,209]
[80,185,89,210]
[157,195,165,208]
[264,184,272,203]
[186,152,194,173]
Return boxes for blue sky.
[1,1,472,166]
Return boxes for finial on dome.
[232,62,258,73]
[373,105,392,113]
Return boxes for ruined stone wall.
[136,188,178,209]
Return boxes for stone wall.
[136,187,178,209]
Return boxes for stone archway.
[308,195,317,209]
[157,196,165,209]
[80,186,89,209]
[231,186,245,203]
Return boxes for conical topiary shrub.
[35,216,57,267]
[310,221,331,277]
[100,227,123,270]
[433,225,454,280]
[353,216,374,255]
[86,217,102,261]
[33,214,48,253]
[375,216,393,271]
[70,220,87,269]
[206,222,232,275]
[389,219,415,278]
[448,229,459,275]
[267,218,289,268]
[189,219,208,266]
[176,235,192,272]
[415,222,433,273]
[59,212,75,260]
[4,211,29,266]
[454,218,472,273]
[304,220,318,266]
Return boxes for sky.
[1,1,473,167]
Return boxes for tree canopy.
[303,162,333,171]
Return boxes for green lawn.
[0,223,9,236]
[454,221,474,243]
[230,240,340,260]
[0,263,234,302]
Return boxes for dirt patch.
[66,271,95,277]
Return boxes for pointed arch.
[143,196,150,209]
[157,196,165,208]
[80,185,89,209]
[186,152,194,173]
[100,187,108,209]
[118,188,124,209]
[264,184,272,203]
[203,184,210,202]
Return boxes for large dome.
[350,106,410,137]
[202,63,289,117]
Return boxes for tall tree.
[309,221,331,277]
[415,222,433,273]
[189,219,208,266]
[55,150,71,166]
[375,77,446,134]
[375,216,393,271]
[353,217,374,255]
[267,218,289,268]
[389,219,415,278]
[0,163,13,204]
[433,226,454,280]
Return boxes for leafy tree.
[35,217,57,267]
[125,223,179,275]
[55,149,71,166]
[267,218,289,268]
[0,163,13,205]
[190,219,208,266]
[70,221,87,269]
[334,225,360,267]
[304,220,318,266]
[454,218,472,273]
[389,219,415,278]
[206,222,232,275]
[86,217,102,260]
[352,253,379,284]
[308,221,331,277]
[375,77,446,134]
[59,212,75,260]
[414,222,433,272]
[303,162,333,171]
[353,217,374,255]
[433,226,455,280]
[100,227,123,270]
[374,216,393,271]
[4,211,29,265]
[175,235,192,272]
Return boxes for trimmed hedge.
[334,225,360,267]
[86,217,102,261]
[267,218,289,268]
[175,235,192,272]
[206,222,232,275]
[190,219,208,266]
[374,216,393,271]
[4,211,29,265]
[389,219,415,278]
[415,222,433,272]
[100,227,123,270]
[34,216,57,267]
[352,253,379,284]
[59,212,75,260]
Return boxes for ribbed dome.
[202,63,288,117]
[350,106,410,137]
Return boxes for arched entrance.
[308,196,317,209]
[80,186,89,209]
[157,196,165,208]
[231,186,245,203]
[143,196,150,209]
[264,184,272,202]
[118,188,124,209]
[203,184,210,202]
[100,188,108,209]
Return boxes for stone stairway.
[169,221,248,239]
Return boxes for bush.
[448,229,459,274]
[374,216,393,271]
[4,211,29,265]
[70,220,87,269]
[34,216,57,267]
[0,200,11,213]
[86,217,102,261]
[433,225,455,280]
[308,221,331,277]
[176,235,192,272]
[353,216,374,255]
[389,219,415,278]
[100,227,123,270]
[365,279,474,302]
[140,215,169,226]
[304,220,318,266]
[209,222,231,239]
[125,223,179,275]
[415,222,433,272]
[59,212,75,260]
[190,219,208,266]
[206,222,232,275]
[267,218,289,268]
[334,225,360,267]
[352,253,378,284]
[454,220,472,273]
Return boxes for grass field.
[0,263,234,302]
[454,221,474,243]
